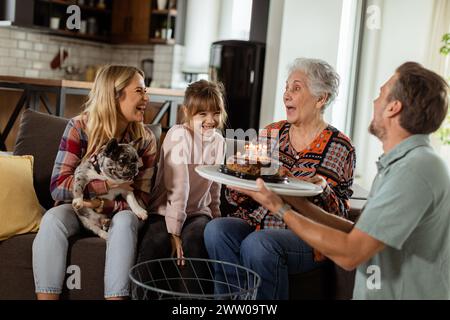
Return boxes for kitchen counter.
[0,76,185,96]
[0,76,185,151]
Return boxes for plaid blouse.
[226,120,356,230]
[50,114,158,215]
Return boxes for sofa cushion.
[13,109,162,210]
[0,233,37,300]
[0,233,107,300]
[0,154,43,241]
[14,110,69,210]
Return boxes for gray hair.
[288,58,340,109]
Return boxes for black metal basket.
[129,258,261,300]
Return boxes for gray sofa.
[0,109,359,300]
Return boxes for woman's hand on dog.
[170,234,185,266]
[82,198,113,211]
[106,180,134,192]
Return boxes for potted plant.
[433,33,450,164]
[436,33,450,146]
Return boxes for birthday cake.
[225,142,273,177]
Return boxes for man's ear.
[385,100,403,118]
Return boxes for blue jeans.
[32,204,142,298]
[204,217,324,300]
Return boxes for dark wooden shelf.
[149,38,175,45]
[50,28,110,42]
[151,9,177,16]
[36,0,112,14]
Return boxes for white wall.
[260,0,344,127]
[352,0,434,188]
[183,0,221,73]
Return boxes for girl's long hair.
[82,65,147,159]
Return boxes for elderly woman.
[204,58,356,299]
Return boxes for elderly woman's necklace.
[290,122,327,153]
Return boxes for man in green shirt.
[235,62,450,299]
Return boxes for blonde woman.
[32,65,157,300]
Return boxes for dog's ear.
[130,137,143,150]
[104,138,119,156]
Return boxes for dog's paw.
[134,208,148,221]
[72,198,84,210]
[98,230,108,240]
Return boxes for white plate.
[195,165,323,197]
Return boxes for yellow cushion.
[0,155,43,241]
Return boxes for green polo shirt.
[353,135,450,300]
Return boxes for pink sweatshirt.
[149,124,225,235]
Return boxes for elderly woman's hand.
[230,179,285,214]
[301,175,328,190]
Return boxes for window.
[230,0,253,40]
[333,0,364,135]
[218,0,253,41]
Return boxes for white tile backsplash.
[17,58,33,68]
[8,67,25,76]
[0,27,185,88]
[18,40,33,50]
[10,30,26,40]
[3,39,18,48]
[26,51,40,60]
[26,33,41,42]
[9,49,25,58]
[34,43,47,52]
[0,29,10,38]
[24,69,39,78]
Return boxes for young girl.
[137,80,227,271]
[32,65,158,300]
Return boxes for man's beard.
[368,120,386,140]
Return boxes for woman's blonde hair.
[183,80,228,129]
[82,65,147,159]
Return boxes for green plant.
[439,33,450,55]
[436,33,450,145]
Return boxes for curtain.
[426,0,450,76]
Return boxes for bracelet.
[273,203,291,221]
[95,198,105,213]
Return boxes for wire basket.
[129,258,261,300]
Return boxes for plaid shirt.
[226,121,356,230]
[50,115,157,215]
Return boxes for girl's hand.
[106,180,134,192]
[230,179,285,214]
[170,234,185,266]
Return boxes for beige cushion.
[0,154,43,241]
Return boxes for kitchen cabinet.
[5,0,185,45]
[111,0,151,44]
[149,0,187,45]
[112,0,186,45]
[33,0,113,42]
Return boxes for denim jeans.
[32,204,142,298]
[136,214,212,298]
[204,217,324,300]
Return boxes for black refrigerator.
[209,40,266,131]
